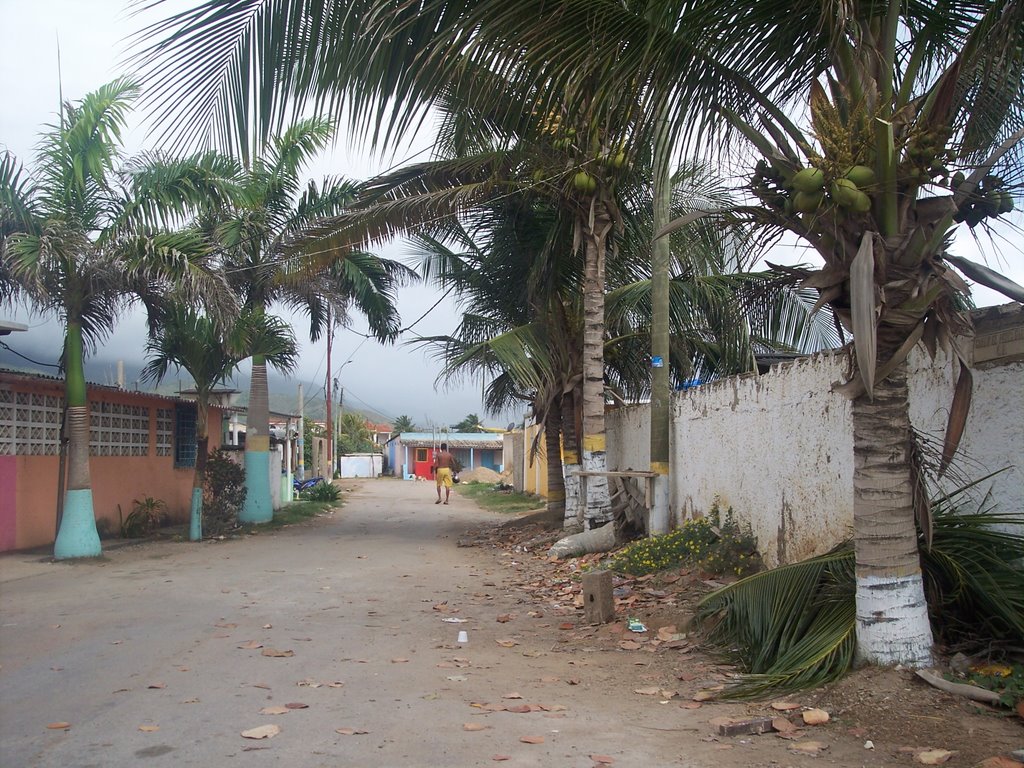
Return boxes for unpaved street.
[1,478,707,767]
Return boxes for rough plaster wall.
[670,355,854,568]
[606,406,650,473]
[907,348,1023,518]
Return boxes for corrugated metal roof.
[396,431,503,449]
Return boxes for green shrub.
[300,481,340,502]
[609,502,760,577]
[203,449,245,535]
[120,496,167,538]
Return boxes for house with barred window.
[0,370,230,552]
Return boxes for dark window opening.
[174,403,197,468]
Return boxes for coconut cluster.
[952,173,1014,228]
[750,160,876,217]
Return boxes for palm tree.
[453,414,486,432]
[141,306,298,540]
[207,117,410,523]
[0,78,236,559]
[131,0,1020,664]
[391,415,417,434]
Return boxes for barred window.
[156,408,174,457]
[0,388,63,456]
[174,403,197,468]
[89,401,150,457]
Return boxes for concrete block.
[582,569,615,624]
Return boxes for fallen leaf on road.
[619,641,642,651]
[496,639,518,648]
[46,722,70,730]
[916,749,956,765]
[285,702,308,709]
[520,735,545,744]
[326,681,344,688]
[241,725,280,739]
[772,717,798,733]
[591,756,615,765]
[502,692,523,699]
[507,704,534,713]
[497,614,513,623]
[181,698,199,704]
[260,706,290,715]
[177,666,189,672]
[262,624,272,629]
[492,756,511,762]
[634,686,661,696]
[238,640,263,649]
[463,723,488,731]
[147,682,166,689]
[215,622,237,629]
[391,658,409,664]
[262,648,294,658]
[566,678,581,685]
[801,708,830,725]
[138,725,159,732]
[558,622,575,630]
[692,690,716,702]
[335,727,369,735]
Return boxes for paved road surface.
[0,478,703,767]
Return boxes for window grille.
[156,408,174,457]
[0,388,63,456]
[89,401,150,457]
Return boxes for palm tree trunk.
[561,384,583,531]
[580,202,613,528]
[54,321,102,559]
[191,401,210,541]
[544,401,565,521]
[241,354,273,523]
[649,112,672,535]
[852,360,934,666]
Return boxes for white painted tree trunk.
[852,361,934,667]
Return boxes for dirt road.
[1,478,710,767]
[4,478,1020,768]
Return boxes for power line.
[0,340,60,369]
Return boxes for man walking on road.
[432,442,455,504]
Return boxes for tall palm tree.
[0,78,236,559]
[391,415,417,434]
[141,306,298,540]
[131,0,1020,664]
[208,117,410,523]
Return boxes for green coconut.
[844,165,876,188]
[574,171,596,194]
[831,178,861,208]
[850,189,872,213]
[792,167,826,194]
[793,190,824,214]
[998,191,1015,214]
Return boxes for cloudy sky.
[0,0,518,429]
[2,1,1021,427]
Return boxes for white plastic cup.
[457,630,468,645]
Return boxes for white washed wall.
[605,333,1022,568]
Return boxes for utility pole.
[325,308,333,479]
[297,383,304,481]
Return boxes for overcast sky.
[0,0,521,429]
[2,1,1021,427]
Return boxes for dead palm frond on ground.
[695,477,1024,699]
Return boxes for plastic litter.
[627,617,647,633]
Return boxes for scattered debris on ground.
[458,511,1024,768]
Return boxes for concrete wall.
[1,374,226,551]
[605,304,1023,568]
[339,453,383,478]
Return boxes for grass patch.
[456,481,543,514]
[249,500,336,530]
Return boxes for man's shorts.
[435,467,453,488]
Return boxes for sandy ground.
[1,477,1020,768]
